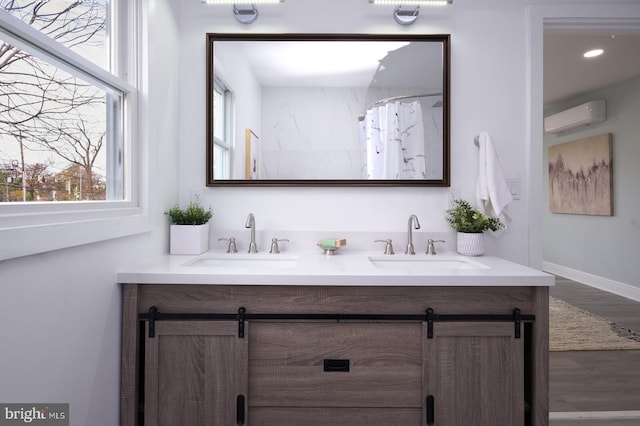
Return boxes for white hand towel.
[475,131,513,225]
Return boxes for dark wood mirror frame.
[206,33,450,187]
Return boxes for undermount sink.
[185,254,299,269]
[368,255,489,271]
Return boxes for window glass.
[0,0,124,203]
[0,0,108,69]
[0,0,141,260]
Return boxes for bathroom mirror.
[206,33,450,186]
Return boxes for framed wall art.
[548,133,613,216]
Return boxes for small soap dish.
[317,245,340,255]
[317,239,347,256]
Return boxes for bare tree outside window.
[0,0,116,202]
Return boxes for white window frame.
[0,2,147,261]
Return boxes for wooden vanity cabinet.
[121,284,548,426]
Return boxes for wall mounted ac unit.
[544,99,606,134]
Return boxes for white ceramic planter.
[170,223,210,255]
[456,232,484,256]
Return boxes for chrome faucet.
[405,214,421,255]
[245,213,258,253]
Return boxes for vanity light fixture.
[369,0,452,26]
[201,0,284,25]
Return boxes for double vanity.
[119,246,553,426]
[148,28,554,425]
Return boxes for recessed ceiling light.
[584,49,604,58]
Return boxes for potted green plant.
[165,200,213,255]
[445,199,504,256]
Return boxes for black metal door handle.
[426,395,435,425]
[236,394,245,425]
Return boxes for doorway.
[534,8,640,425]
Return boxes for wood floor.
[552,420,640,426]
[549,276,640,425]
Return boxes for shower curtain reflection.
[360,95,442,180]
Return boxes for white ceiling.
[544,32,640,107]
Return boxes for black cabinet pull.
[426,395,435,425]
[323,359,350,372]
[236,394,245,425]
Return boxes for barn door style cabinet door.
[143,321,248,426]
[424,322,525,426]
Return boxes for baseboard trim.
[550,410,640,420]
[543,261,640,303]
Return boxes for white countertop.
[118,250,555,287]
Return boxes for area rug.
[549,296,640,351]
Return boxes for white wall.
[179,0,533,264]
[543,75,640,289]
[0,1,181,425]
